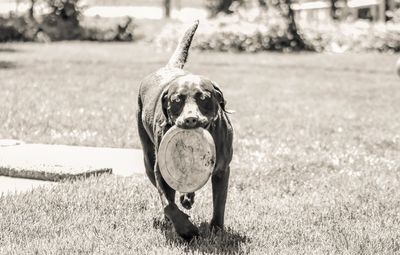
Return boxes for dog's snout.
[184,117,198,128]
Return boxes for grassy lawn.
[1,42,400,253]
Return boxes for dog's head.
[161,74,226,129]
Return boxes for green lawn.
[1,42,400,254]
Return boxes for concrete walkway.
[0,140,145,195]
[0,176,56,195]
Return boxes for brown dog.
[137,21,233,241]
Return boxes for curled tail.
[166,20,199,69]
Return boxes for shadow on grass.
[153,218,250,254]
[0,47,18,53]
[0,61,16,69]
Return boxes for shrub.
[0,14,39,42]
[39,0,82,40]
[301,21,400,53]
[155,8,400,53]
[0,0,136,42]
[81,17,135,42]
[155,7,312,52]
[0,16,27,42]
[0,0,82,41]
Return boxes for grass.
[1,42,400,253]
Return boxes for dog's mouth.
[174,118,210,130]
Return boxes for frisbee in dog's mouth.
[158,126,216,193]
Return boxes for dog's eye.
[198,92,211,101]
[171,95,181,103]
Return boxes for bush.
[81,17,135,42]
[0,0,81,41]
[302,21,400,53]
[0,16,28,42]
[155,7,312,52]
[0,0,136,42]
[39,0,82,40]
[155,7,400,53]
[0,14,45,42]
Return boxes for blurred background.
[1,0,399,148]
[1,0,400,52]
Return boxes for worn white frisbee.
[396,57,400,77]
[158,126,216,193]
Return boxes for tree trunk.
[29,0,35,20]
[164,0,171,18]
[330,0,338,20]
[279,0,307,50]
[384,0,391,22]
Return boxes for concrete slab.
[0,142,145,181]
[0,176,55,195]
[0,139,25,146]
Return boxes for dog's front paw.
[176,220,199,241]
[209,219,224,233]
[180,192,195,210]
[164,204,199,241]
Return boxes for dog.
[137,21,233,241]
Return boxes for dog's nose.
[184,117,198,128]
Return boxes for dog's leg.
[154,163,199,241]
[179,192,195,210]
[154,163,176,207]
[210,167,230,230]
[138,128,156,186]
[137,104,157,186]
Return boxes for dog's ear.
[212,82,227,112]
[161,88,170,125]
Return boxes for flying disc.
[158,126,216,193]
[396,57,400,77]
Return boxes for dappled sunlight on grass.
[1,43,400,253]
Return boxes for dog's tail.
[166,20,199,69]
